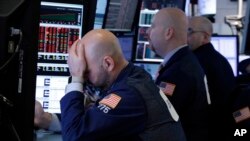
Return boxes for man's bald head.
[147,7,188,57]
[156,7,188,41]
[187,16,213,50]
[75,29,128,89]
[188,16,213,37]
[81,29,125,64]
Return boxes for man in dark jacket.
[187,16,236,140]
[146,8,211,141]
[60,29,186,141]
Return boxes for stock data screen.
[36,1,84,114]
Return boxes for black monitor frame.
[0,0,40,140]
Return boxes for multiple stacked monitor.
[0,0,249,140]
[36,1,84,114]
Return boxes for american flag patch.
[159,82,176,96]
[233,106,250,123]
[99,93,121,109]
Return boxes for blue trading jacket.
[60,63,186,141]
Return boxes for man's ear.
[202,33,210,44]
[165,27,174,40]
[103,56,114,71]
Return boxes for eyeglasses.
[187,28,208,36]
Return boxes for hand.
[67,39,87,81]
[34,100,52,129]
[34,100,45,126]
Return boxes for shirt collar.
[162,44,187,66]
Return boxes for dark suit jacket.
[193,43,236,140]
[155,46,210,141]
[193,43,235,108]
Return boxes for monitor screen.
[134,62,160,80]
[94,0,108,29]
[135,41,163,63]
[116,33,134,61]
[198,0,216,15]
[142,0,186,10]
[35,1,84,114]
[211,35,239,76]
[103,0,141,32]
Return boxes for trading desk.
[35,130,62,141]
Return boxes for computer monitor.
[197,0,216,16]
[211,35,239,76]
[115,33,135,61]
[103,0,142,32]
[94,0,108,29]
[142,0,186,10]
[136,40,163,63]
[134,62,160,80]
[35,1,84,114]
[0,0,40,140]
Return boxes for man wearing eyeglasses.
[187,16,236,140]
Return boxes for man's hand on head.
[67,39,87,82]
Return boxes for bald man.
[187,16,236,140]
[60,29,186,141]
[147,8,211,141]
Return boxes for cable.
[0,94,13,107]
[0,28,23,71]
[0,93,20,141]
[229,24,235,35]
[0,28,23,140]
[9,118,21,141]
